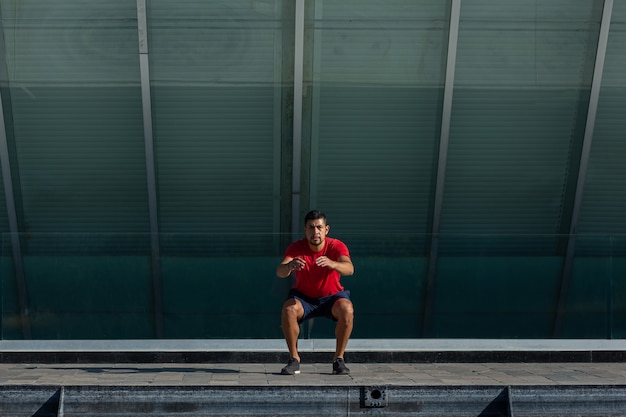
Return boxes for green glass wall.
[433,1,603,338]
[0,0,625,340]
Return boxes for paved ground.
[1,361,625,387]
[2,340,626,388]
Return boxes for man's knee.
[282,298,304,320]
[332,298,354,322]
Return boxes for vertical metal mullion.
[553,0,613,337]
[137,0,164,338]
[422,0,461,337]
[291,0,305,236]
[0,91,31,339]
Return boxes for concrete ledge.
[3,338,626,352]
[1,339,625,363]
[3,385,626,416]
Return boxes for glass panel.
[304,0,450,256]
[0,146,8,236]
[432,253,563,338]
[564,235,626,339]
[440,0,604,255]
[23,253,154,339]
[0,235,16,340]
[609,237,626,338]
[148,1,289,256]
[0,0,149,255]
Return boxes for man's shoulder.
[327,237,350,252]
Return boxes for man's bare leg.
[331,298,354,360]
[281,298,304,361]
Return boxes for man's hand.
[315,256,335,269]
[316,256,354,276]
[288,257,306,271]
[315,256,354,276]
[277,257,305,278]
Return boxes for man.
[276,210,355,375]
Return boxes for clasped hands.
[288,256,336,271]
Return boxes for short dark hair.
[304,209,326,225]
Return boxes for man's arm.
[276,256,306,278]
[276,257,293,278]
[315,255,354,276]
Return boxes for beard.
[309,236,324,247]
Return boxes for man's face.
[304,218,329,249]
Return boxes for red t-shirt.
[284,237,351,298]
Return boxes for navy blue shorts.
[287,289,351,323]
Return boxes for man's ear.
[326,224,330,233]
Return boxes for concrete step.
[2,339,626,363]
[3,385,626,417]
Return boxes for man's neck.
[308,240,326,253]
